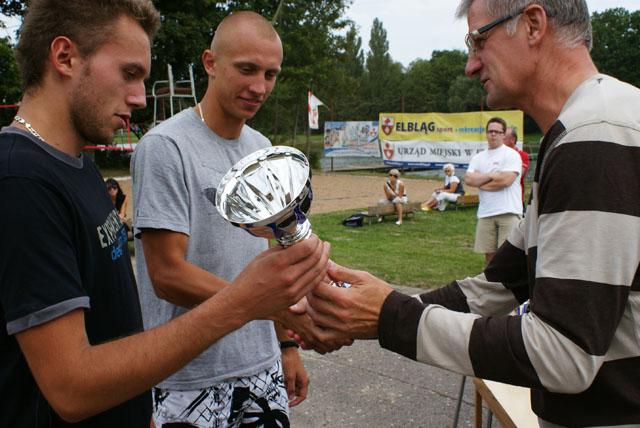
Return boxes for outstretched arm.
[16,237,329,422]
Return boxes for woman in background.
[422,163,464,211]
[106,177,132,238]
[378,168,407,225]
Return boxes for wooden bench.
[451,193,479,209]
[363,201,419,225]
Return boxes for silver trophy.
[216,146,313,247]
[216,146,349,287]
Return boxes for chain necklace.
[197,102,206,125]
[14,115,46,143]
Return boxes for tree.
[0,0,25,17]
[360,18,404,119]
[0,36,21,125]
[447,74,485,113]
[237,0,353,138]
[318,21,365,122]
[591,7,640,88]
[401,50,467,113]
[342,23,364,79]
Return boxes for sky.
[2,1,639,66]
[345,0,640,66]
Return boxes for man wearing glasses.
[302,1,640,426]
[464,116,522,264]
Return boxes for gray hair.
[443,163,455,175]
[506,126,518,141]
[456,0,592,50]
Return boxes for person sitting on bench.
[378,169,407,225]
[422,163,465,211]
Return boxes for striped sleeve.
[415,218,529,316]
[379,122,640,394]
[380,218,530,373]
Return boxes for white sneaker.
[395,220,402,225]
[377,217,383,223]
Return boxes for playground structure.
[152,64,198,127]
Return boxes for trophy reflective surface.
[216,146,313,247]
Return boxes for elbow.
[55,404,91,424]
[552,376,594,395]
[149,268,178,301]
[542,358,601,394]
[44,384,96,423]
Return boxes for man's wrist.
[279,340,300,350]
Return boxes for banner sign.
[379,110,524,167]
[324,121,381,158]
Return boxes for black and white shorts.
[152,360,289,428]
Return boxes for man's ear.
[202,49,216,78]
[49,36,82,78]
[522,4,548,47]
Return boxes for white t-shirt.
[445,174,460,189]
[467,144,522,218]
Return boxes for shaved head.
[200,10,283,137]
[211,11,281,57]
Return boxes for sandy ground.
[116,172,459,217]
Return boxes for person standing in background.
[503,126,529,209]
[464,117,522,264]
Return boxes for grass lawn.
[310,207,485,289]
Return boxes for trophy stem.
[276,219,312,247]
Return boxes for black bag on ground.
[342,213,364,227]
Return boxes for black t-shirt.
[0,129,151,427]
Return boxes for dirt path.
[309,172,441,214]
[116,172,461,217]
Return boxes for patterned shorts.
[152,360,289,428]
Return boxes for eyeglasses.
[389,174,398,177]
[487,130,505,135]
[465,8,524,56]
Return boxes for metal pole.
[452,375,466,428]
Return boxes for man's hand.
[278,298,354,354]
[280,347,308,407]
[463,171,492,188]
[230,235,330,321]
[306,262,393,340]
[479,171,518,191]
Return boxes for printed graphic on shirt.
[97,209,127,260]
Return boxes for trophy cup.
[215,146,313,247]
[216,145,348,287]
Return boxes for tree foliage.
[402,50,468,113]
[591,7,640,88]
[447,75,485,113]
[2,2,639,136]
[0,0,26,17]
[0,36,21,124]
[358,18,403,118]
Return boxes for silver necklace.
[197,102,206,124]
[14,115,46,142]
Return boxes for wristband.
[279,340,300,350]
